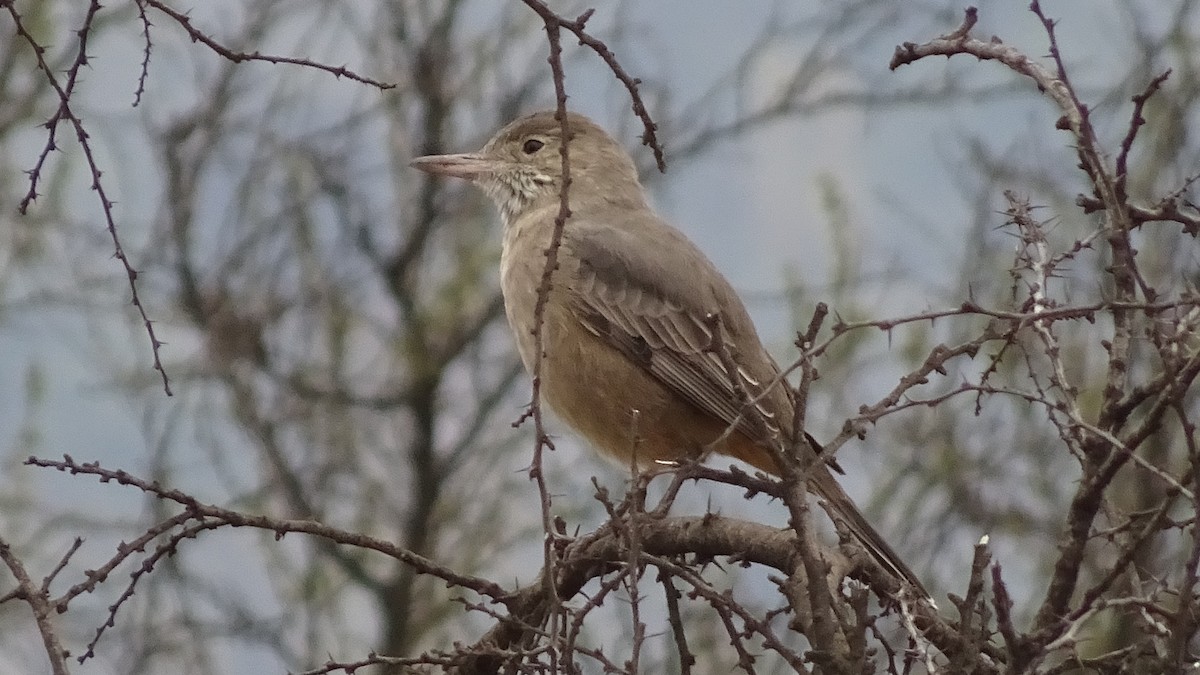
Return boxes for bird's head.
[410,111,643,225]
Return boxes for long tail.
[808,468,930,598]
[730,440,930,599]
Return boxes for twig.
[0,536,71,675]
[139,0,394,90]
[7,0,173,394]
[519,1,666,171]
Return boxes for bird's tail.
[808,469,930,599]
[730,441,930,599]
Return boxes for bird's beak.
[409,153,499,179]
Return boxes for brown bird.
[411,110,926,595]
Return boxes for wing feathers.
[570,231,784,446]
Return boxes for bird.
[410,110,926,596]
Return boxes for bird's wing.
[567,220,786,446]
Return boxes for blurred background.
[0,1,1197,672]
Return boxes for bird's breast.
[499,208,581,374]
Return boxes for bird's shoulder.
[564,210,796,447]
[565,211,740,322]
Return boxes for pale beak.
[409,153,500,179]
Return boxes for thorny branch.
[0,536,70,675]
[5,0,390,397]
[510,3,670,669]
[519,1,666,171]
[7,0,172,395]
[890,5,1200,671]
[136,0,394,91]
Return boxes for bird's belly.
[536,308,734,467]
[500,234,763,470]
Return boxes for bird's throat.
[482,171,553,227]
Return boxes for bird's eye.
[522,138,545,154]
